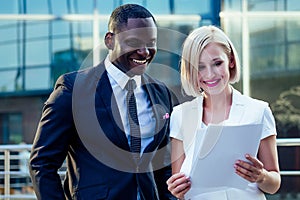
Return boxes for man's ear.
[104,32,114,50]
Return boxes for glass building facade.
[0,0,217,92]
[0,0,299,198]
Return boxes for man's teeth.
[132,59,147,64]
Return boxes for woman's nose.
[204,67,214,78]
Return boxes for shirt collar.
[105,55,142,90]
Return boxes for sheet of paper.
[180,124,263,193]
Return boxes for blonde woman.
[166,25,281,199]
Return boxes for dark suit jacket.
[29,61,176,200]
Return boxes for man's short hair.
[108,4,156,33]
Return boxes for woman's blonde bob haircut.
[180,25,241,97]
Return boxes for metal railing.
[0,138,300,200]
[276,138,300,176]
[0,144,35,200]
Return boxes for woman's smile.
[203,79,220,87]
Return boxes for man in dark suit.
[29,4,176,200]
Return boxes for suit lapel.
[141,75,169,153]
[95,64,130,151]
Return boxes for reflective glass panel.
[0,0,19,14]
[26,0,48,14]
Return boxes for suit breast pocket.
[73,184,109,200]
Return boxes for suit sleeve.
[153,87,177,200]
[153,141,176,200]
[29,74,75,199]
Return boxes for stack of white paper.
[180,124,263,197]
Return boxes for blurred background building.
[0,0,299,199]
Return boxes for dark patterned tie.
[125,79,141,161]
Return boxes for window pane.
[8,114,23,144]
[287,0,300,10]
[248,0,300,11]
[0,0,19,14]
[0,70,18,92]
[287,21,300,41]
[249,19,285,45]
[0,43,19,68]
[51,1,68,15]
[26,40,49,66]
[0,113,22,144]
[26,21,49,40]
[288,44,300,70]
[175,0,210,14]
[0,21,19,43]
[26,0,48,14]
[248,19,300,73]
[248,0,285,11]
[25,67,50,90]
[224,0,300,11]
[76,0,93,14]
[251,44,285,73]
[223,0,242,11]
[147,0,171,14]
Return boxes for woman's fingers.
[167,173,191,199]
[234,154,265,183]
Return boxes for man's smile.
[132,58,148,64]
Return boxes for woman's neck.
[202,86,233,125]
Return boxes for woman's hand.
[166,172,191,199]
[234,154,266,183]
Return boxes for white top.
[170,88,277,200]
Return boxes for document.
[180,124,263,192]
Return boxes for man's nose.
[137,47,150,57]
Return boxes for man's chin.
[128,65,147,76]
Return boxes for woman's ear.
[104,32,114,50]
[229,54,235,68]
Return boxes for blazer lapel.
[227,88,246,125]
[181,97,202,151]
[95,65,130,151]
[141,76,169,153]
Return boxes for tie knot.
[125,79,137,91]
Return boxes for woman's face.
[197,42,233,96]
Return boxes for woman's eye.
[214,61,223,66]
[198,65,205,71]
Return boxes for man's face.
[107,18,157,77]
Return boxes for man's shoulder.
[142,73,170,93]
[142,73,164,85]
[58,62,105,83]
[76,61,106,78]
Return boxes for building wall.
[0,94,49,144]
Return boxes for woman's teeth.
[206,80,218,84]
